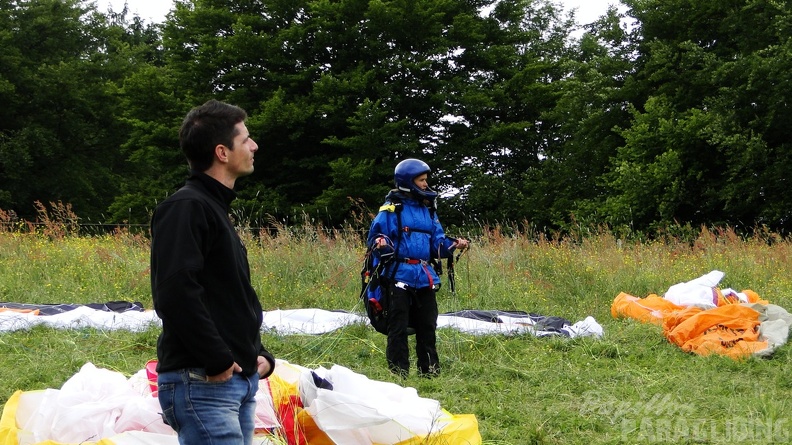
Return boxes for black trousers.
[386,284,439,376]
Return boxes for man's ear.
[215,144,229,163]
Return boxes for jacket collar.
[386,189,435,209]
[188,170,237,211]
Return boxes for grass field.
[1,216,791,444]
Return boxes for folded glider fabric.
[293,361,482,445]
[611,271,791,359]
[0,306,161,333]
[0,391,178,445]
[0,302,145,316]
[0,309,39,315]
[0,361,481,445]
[0,304,603,338]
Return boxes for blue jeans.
[157,368,259,445]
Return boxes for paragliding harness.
[360,193,441,335]
[359,245,393,335]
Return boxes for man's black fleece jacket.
[150,171,274,378]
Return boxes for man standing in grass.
[150,99,275,445]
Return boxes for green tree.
[99,5,185,225]
[157,0,519,227]
[107,64,191,225]
[0,0,131,222]
[440,0,578,228]
[591,0,792,233]
[534,5,636,231]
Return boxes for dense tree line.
[2,0,791,236]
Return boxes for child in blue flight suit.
[367,158,469,377]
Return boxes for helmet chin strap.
[411,186,438,202]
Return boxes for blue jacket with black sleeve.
[367,191,458,289]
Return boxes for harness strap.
[422,262,435,288]
[399,258,426,265]
[397,258,436,288]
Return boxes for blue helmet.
[394,158,438,200]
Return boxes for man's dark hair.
[179,99,248,172]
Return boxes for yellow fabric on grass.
[0,391,21,445]
[391,413,481,445]
[0,391,117,445]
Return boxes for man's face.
[227,121,258,177]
